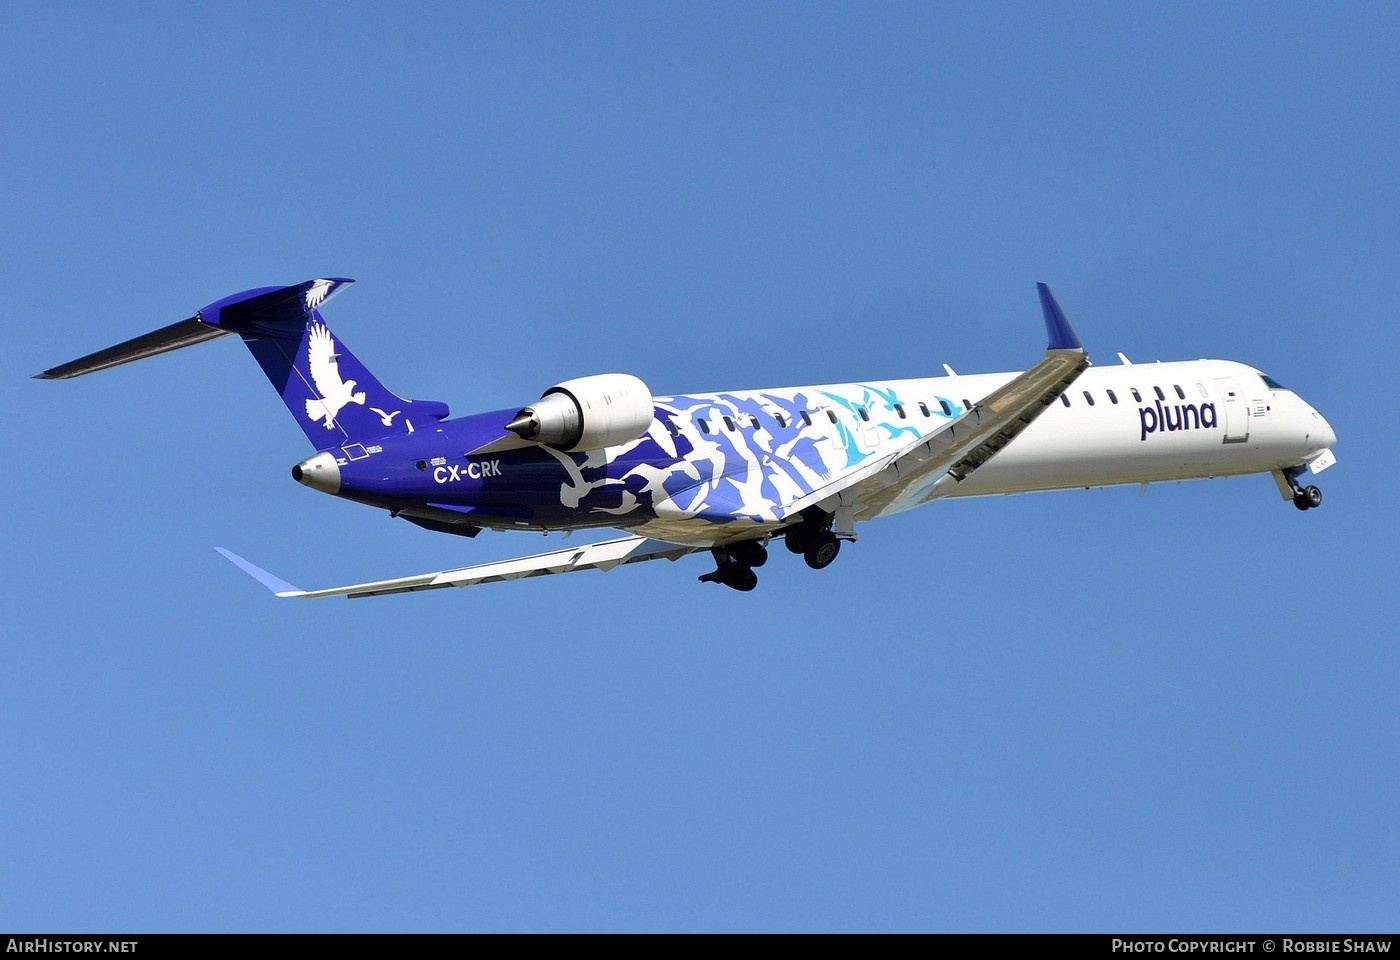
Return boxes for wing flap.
[217,536,700,600]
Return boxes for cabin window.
[1174,384,1186,400]
[858,407,870,422]
[1106,389,1118,404]
[962,399,972,410]
[1196,383,1208,399]
[665,420,679,437]
[749,416,760,430]
[894,404,906,419]
[918,402,930,417]
[774,413,786,428]
[1154,386,1165,401]
[698,418,711,434]
[937,399,949,415]
[1131,387,1142,402]
[800,411,812,426]
[1083,390,1095,406]
[827,410,838,423]
[722,415,735,431]
[1061,394,1071,407]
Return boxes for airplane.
[37,278,1338,598]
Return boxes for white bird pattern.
[371,407,401,427]
[304,279,334,311]
[303,323,366,429]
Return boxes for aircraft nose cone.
[293,451,341,494]
[1310,410,1337,452]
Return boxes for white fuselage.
[932,359,1332,498]
[627,358,1334,544]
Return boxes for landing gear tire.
[726,565,758,592]
[803,533,840,570]
[728,540,768,568]
[710,561,757,592]
[1293,485,1322,511]
[784,530,809,554]
[699,559,758,592]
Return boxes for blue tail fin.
[198,279,449,448]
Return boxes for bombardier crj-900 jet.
[38,279,1337,598]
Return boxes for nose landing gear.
[1293,484,1323,511]
[1281,466,1323,511]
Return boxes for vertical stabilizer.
[197,279,449,448]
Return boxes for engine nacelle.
[505,373,655,452]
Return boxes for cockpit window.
[1261,374,1287,391]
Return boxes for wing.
[216,536,701,600]
[776,282,1089,521]
[304,322,344,399]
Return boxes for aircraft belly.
[631,517,785,547]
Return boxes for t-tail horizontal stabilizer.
[35,316,228,380]
[215,536,702,599]
[35,279,355,380]
[37,278,450,448]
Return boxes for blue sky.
[4,2,1396,932]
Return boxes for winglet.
[214,547,306,598]
[1036,282,1083,353]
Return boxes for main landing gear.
[1282,467,1323,512]
[699,509,848,591]
[698,539,767,592]
[783,519,841,570]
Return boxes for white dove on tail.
[303,322,366,429]
[304,279,334,310]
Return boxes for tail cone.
[293,451,341,494]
